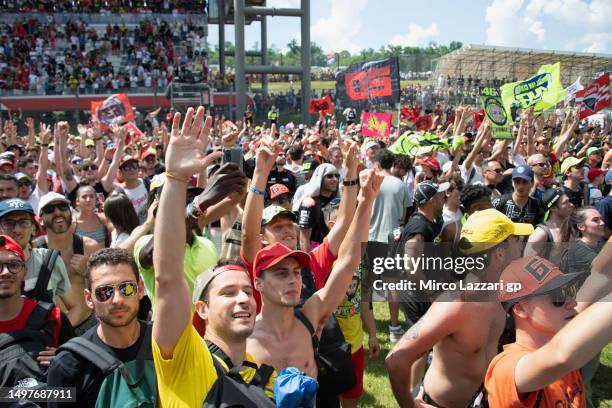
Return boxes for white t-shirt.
[121,179,149,224]
[460,162,484,185]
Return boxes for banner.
[575,72,610,119]
[564,76,584,103]
[500,62,566,114]
[414,114,432,131]
[361,112,393,138]
[389,131,464,157]
[480,87,512,139]
[400,106,419,122]
[309,95,335,115]
[124,122,144,144]
[91,94,134,129]
[335,57,401,108]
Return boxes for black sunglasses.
[532,162,549,168]
[41,202,70,215]
[121,162,139,171]
[325,174,340,179]
[274,195,293,205]
[82,165,98,171]
[94,281,138,302]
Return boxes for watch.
[343,179,358,186]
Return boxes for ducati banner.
[336,57,400,108]
[575,72,610,119]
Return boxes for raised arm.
[55,122,78,194]
[303,167,383,324]
[463,120,488,171]
[553,114,579,160]
[241,137,277,264]
[100,127,126,193]
[325,142,359,256]
[36,123,52,194]
[153,108,217,357]
[25,117,36,147]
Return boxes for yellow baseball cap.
[459,209,534,255]
[560,156,584,175]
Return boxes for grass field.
[248,79,428,93]
[357,302,612,407]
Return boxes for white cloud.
[310,0,368,53]
[485,0,546,47]
[266,0,300,8]
[580,32,612,53]
[389,23,439,47]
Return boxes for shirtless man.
[35,192,102,334]
[246,168,383,379]
[386,209,534,408]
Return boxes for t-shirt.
[153,323,275,407]
[0,297,73,348]
[25,248,71,300]
[135,234,218,312]
[597,194,612,230]
[492,194,543,226]
[120,180,149,224]
[485,342,586,408]
[460,162,484,185]
[241,237,336,312]
[46,320,151,408]
[334,263,363,354]
[267,168,297,194]
[298,195,334,245]
[587,184,603,207]
[369,175,410,243]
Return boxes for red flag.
[473,109,485,129]
[124,122,144,144]
[361,112,393,138]
[400,106,420,122]
[91,94,135,129]
[414,114,432,131]
[576,72,610,119]
[309,95,335,114]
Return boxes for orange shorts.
[339,347,365,399]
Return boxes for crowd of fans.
[0,93,610,408]
[0,17,208,93]
[0,0,207,14]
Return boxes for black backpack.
[0,302,56,389]
[294,308,356,397]
[55,323,157,408]
[23,249,59,304]
[203,341,275,408]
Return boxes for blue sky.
[207,0,612,55]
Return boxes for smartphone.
[223,147,243,172]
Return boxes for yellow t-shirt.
[153,324,276,407]
[334,266,364,354]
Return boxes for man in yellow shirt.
[152,107,273,407]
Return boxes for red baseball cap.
[269,183,290,199]
[0,234,25,261]
[587,167,606,182]
[253,242,309,278]
[498,256,586,311]
[120,155,139,167]
[416,156,440,171]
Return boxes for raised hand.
[25,117,34,131]
[196,163,247,209]
[345,141,359,173]
[166,107,220,180]
[57,121,69,139]
[111,124,127,147]
[254,145,277,175]
[359,165,384,201]
[40,123,51,145]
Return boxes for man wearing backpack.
[47,248,155,408]
[152,108,274,407]
[0,199,71,305]
[0,234,74,389]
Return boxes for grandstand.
[431,44,612,87]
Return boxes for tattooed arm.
[385,302,463,408]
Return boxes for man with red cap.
[485,244,612,408]
[586,167,606,207]
[0,234,74,388]
[246,167,383,380]
[268,183,292,211]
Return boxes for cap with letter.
[413,181,450,206]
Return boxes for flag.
[500,62,566,114]
[335,57,401,108]
[481,87,512,139]
[473,109,485,129]
[309,95,335,115]
[414,114,432,131]
[91,94,135,129]
[400,106,419,122]
[575,72,610,119]
[564,76,584,103]
[124,122,144,144]
[389,131,463,157]
[361,112,393,138]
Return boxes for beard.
[96,305,138,328]
[47,215,71,234]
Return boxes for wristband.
[166,172,190,184]
[342,179,358,186]
[249,185,267,197]
[41,144,49,148]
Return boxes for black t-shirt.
[492,193,543,226]
[560,240,603,275]
[561,184,584,209]
[267,167,297,194]
[47,320,151,408]
[298,195,334,245]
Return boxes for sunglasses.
[93,281,138,302]
[82,165,98,171]
[41,202,70,215]
[121,162,139,171]
[549,283,578,307]
[0,260,25,274]
[532,162,549,168]
[144,156,156,163]
[325,174,340,179]
[274,195,293,205]
[488,168,504,174]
